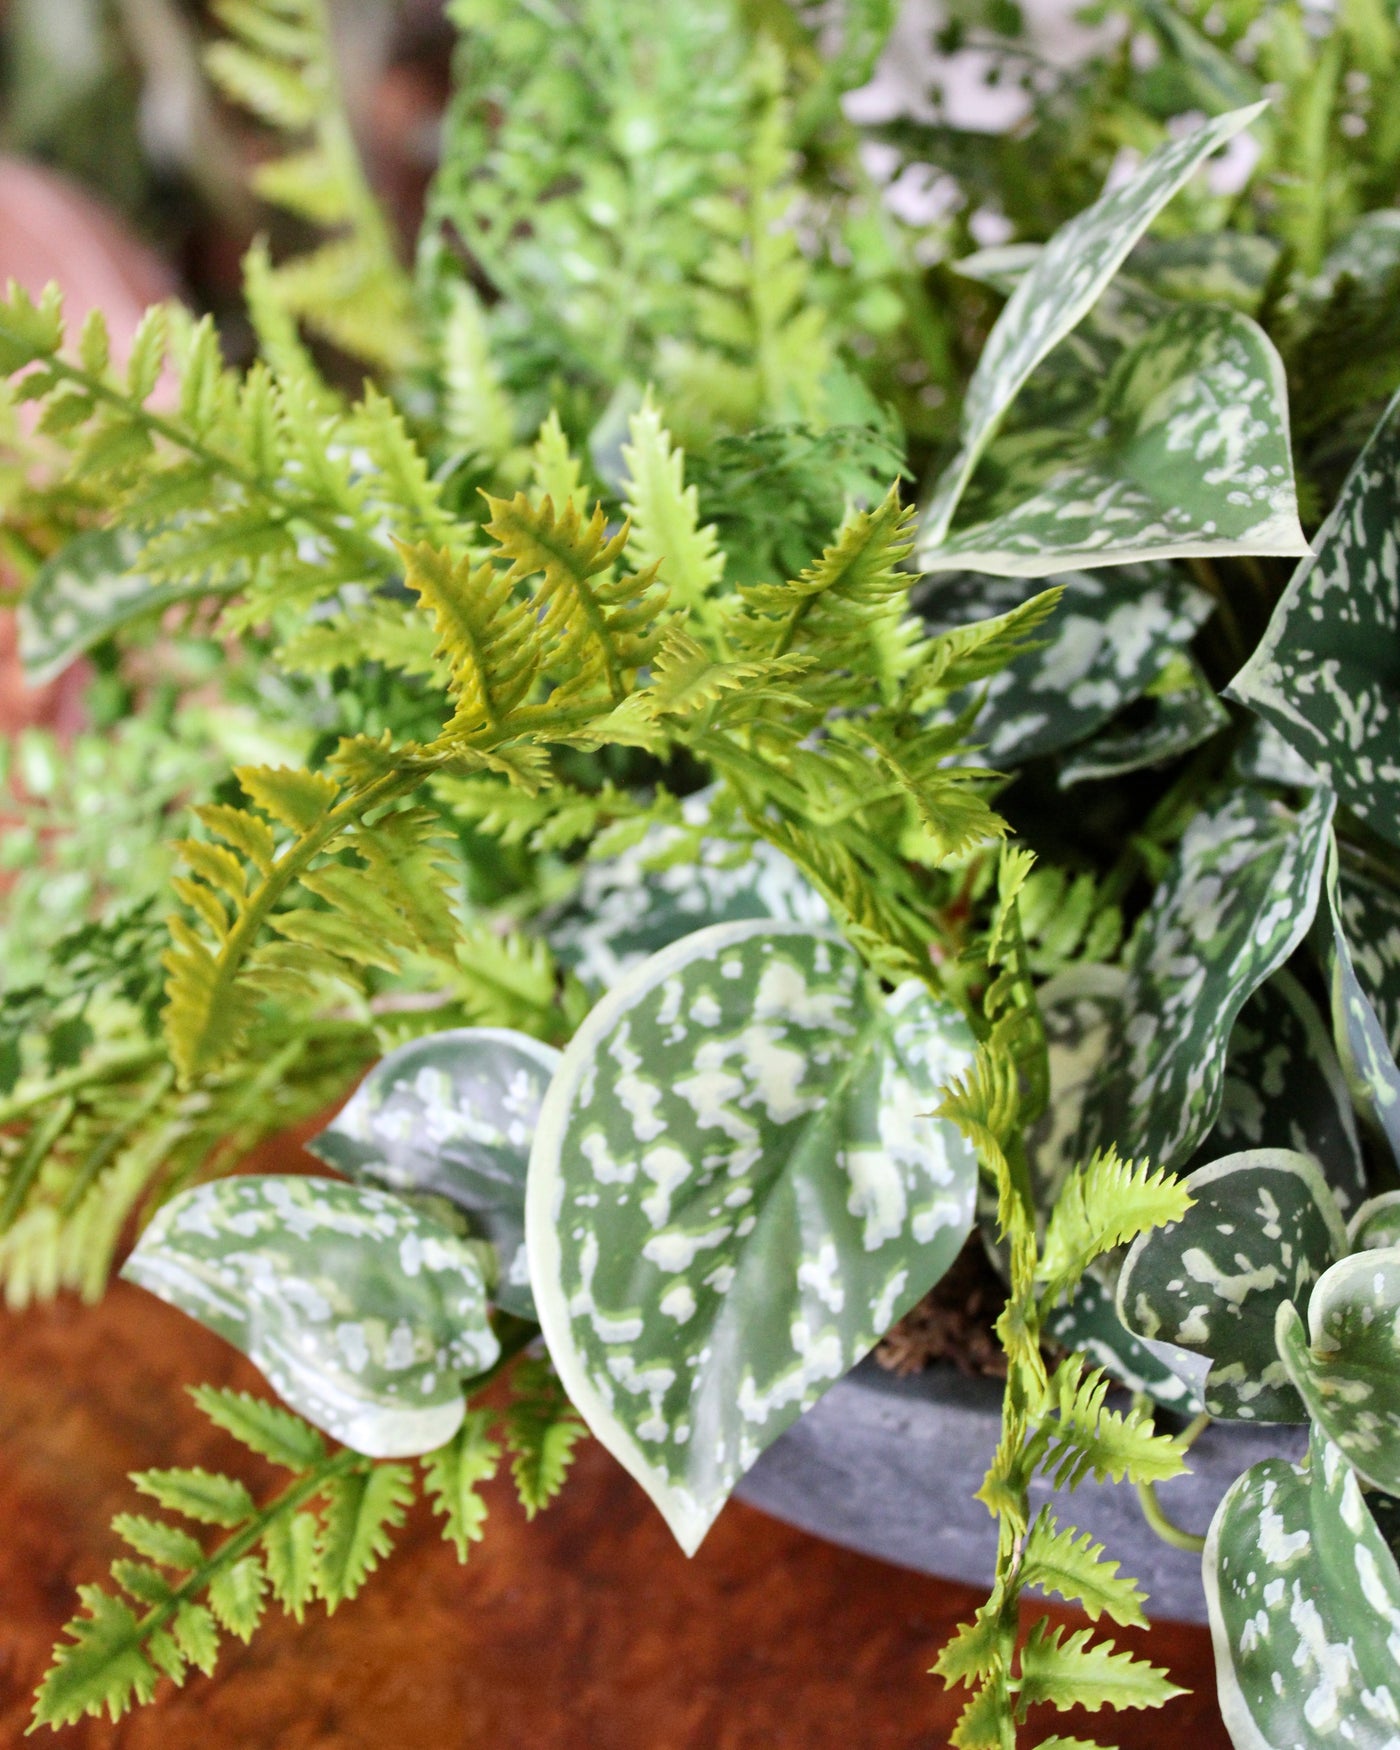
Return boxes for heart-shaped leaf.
[1078,784,1336,1169]
[920,102,1266,548]
[917,565,1212,769]
[922,304,1307,578]
[1181,969,1366,1216]
[308,1028,560,1320]
[1206,1429,1400,1748]
[526,921,979,1553]
[123,1176,499,1457]
[1277,1248,1400,1493]
[1317,834,1400,1170]
[546,798,828,992]
[1059,653,1228,787]
[1116,1149,1347,1421]
[1230,388,1400,850]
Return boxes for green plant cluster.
[6,0,1400,1744]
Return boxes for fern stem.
[0,1042,164,1127]
[0,1096,76,1231]
[1134,1477,1207,1554]
[126,1447,365,1655]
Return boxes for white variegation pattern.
[526,921,978,1554]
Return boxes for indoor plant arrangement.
[5,0,1400,1743]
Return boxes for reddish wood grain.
[0,1205,1232,1748]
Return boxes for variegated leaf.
[1349,1192,1400,1254]
[920,102,1266,548]
[1059,653,1228,787]
[19,529,205,685]
[1127,231,1279,313]
[1116,1149,1347,1421]
[922,304,1307,578]
[1277,1248,1400,1493]
[308,1028,560,1320]
[916,565,1212,768]
[123,1177,498,1457]
[1317,835,1400,1170]
[1078,784,1335,1169]
[546,795,829,992]
[1025,965,1126,1209]
[526,921,978,1553]
[1044,1272,1204,1413]
[1181,970,1366,1216]
[1230,388,1400,849]
[1206,1429,1400,1748]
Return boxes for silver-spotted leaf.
[1277,1249,1400,1493]
[1182,969,1366,1216]
[917,565,1212,768]
[309,1028,560,1319]
[1116,1149,1347,1421]
[1059,653,1228,787]
[1317,835,1400,1170]
[920,102,1266,548]
[1078,784,1336,1169]
[1349,1192,1400,1254]
[122,1177,499,1457]
[19,529,206,686]
[546,795,828,992]
[1044,1272,1205,1413]
[1230,388,1400,849]
[923,304,1307,578]
[1206,1429,1400,1748]
[526,921,978,1554]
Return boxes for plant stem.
[1135,1478,1207,1554]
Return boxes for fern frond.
[504,1357,587,1518]
[400,539,541,738]
[422,1409,500,1560]
[933,1603,1004,1689]
[904,586,1064,709]
[1038,1152,1192,1308]
[1035,1355,1188,1491]
[1018,1509,1148,1627]
[1015,1619,1184,1718]
[440,284,517,473]
[621,396,725,627]
[316,1463,414,1610]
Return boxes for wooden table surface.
[0,1128,1233,1749]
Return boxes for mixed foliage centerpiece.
[6,0,1400,1742]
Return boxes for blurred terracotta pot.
[0,157,178,734]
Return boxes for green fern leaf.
[208,1556,268,1642]
[31,1586,158,1728]
[0,279,63,374]
[950,1678,1015,1750]
[529,410,584,510]
[621,396,725,624]
[171,1601,220,1675]
[316,1463,414,1610]
[132,1467,256,1527]
[262,1510,320,1621]
[440,284,515,470]
[111,1559,175,1607]
[400,540,541,738]
[112,1514,205,1572]
[933,1604,1003,1688]
[235,764,338,833]
[1016,1619,1183,1717]
[504,1357,586,1518]
[1039,1153,1192,1307]
[188,1386,327,1470]
[1038,1357,1188,1491]
[1018,1510,1148,1627]
[422,1409,500,1560]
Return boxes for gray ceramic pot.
[735,1358,1306,1624]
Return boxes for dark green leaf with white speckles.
[1045,1272,1205,1413]
[1116,1149,1347,1421]
[1349,1192,1400,1253]
[1316,835,1400,1171]
[308,1028,560,1320]
[122,1176,498,1458]
[922,304,1307,579]
[1128,231,1280,313]
[1206,1427,1400,1749]
[1181,970,1366,1216]
[546,795,829,993]
[18,529,208,686]
[1078,784,1336,1169]
[920,103,1267,549]
[526,922,979,1554]
[916,565,1212,769]
[1059,653,1228,787]
[1230,388,1400,850]
[1277,1249,1400,1493]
